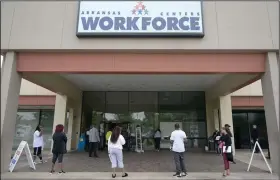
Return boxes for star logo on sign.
[138,1,143,7]
[144,9,149,15]
[131,1,148,16]
[141,5,146,10]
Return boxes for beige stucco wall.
[231,80,263,96]
[20,79,55,96]
[1,1,278,51]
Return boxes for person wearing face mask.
[50,124,67,174]
[224,124,236,164]
[220,127,233,177]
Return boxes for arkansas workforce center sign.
[76,1,204,37]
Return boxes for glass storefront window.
[233,110,268,149]
[40,110,54,150]
[13,109,55,150]
[82,91,207,150]
[13,110,40,149]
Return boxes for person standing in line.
[212,129,221,154]
[224,124,236,164]
[154,129,162,152]
[170,123,187,177]
[106,126,113,146]
[85,127,90,152]
[220,127,233,177]
[108,126,128,178]
[33,125,45,164]
[251,125,260,153]
[50,124,67,174]
[224,124,233,138]
[99,123,105,151]
[87,125,100,157]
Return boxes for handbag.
[226,153,234,162]
[222,146,232,153]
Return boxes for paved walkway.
[10,151,52,170]
[235,150,272,172]
[1,172,278,180]
[13,150,265,172]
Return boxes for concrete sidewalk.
[235,150,271,172]
[1,172,278,180]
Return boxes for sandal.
[122,173,128,177]
[59,170,66,173]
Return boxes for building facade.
[1,1,279,173]
[14,79,267,151]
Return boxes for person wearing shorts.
[50,124,67,174]
[33,125,44,164]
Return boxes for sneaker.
[173,173,180,177]
[49,170,55,174]
[181,172,187,176]
[33,161,37,165]
[177,173,182,178]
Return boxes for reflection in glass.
[233,110,268,149]
[82,91,207,150]
[13,110,40,149]
[40,110,54,150]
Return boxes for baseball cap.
[225,124,231,127]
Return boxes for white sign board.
[247,141,272,174]
[76,1,204,37]
[9,141,36,172]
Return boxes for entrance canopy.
[61,74,226,91]
[17,52,265,101]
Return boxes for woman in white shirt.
[108,126,128,178]
[33,125,44,164]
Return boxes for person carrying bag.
[220,128,233,177]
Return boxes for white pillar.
[261,52,279,173]
[219,95,235,155]
[66,108,74,151]
[71,98,82,150]
[205,97,219,137]
[1,52,22,173]
[213,109,220,130]
[206,102,214,137]
[50,94,67,153]
[52,94,68,131]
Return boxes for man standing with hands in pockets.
[170,123,188,177]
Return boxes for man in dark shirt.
[251,125,260,153]
[225,124,233,137]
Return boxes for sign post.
[247,140,272,174]
[9,141,36,172]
